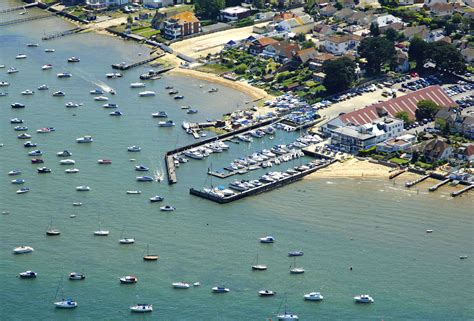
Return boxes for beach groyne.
[451,184,473,197]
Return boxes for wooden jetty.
[42,27,84,40]
[111,54,164,70]
[428,178,451,192]
[405,174,430,188]
[389,169,407,179]
[190,160,337,204]
[0,2,37,13]
[451,184,473,197]
[0,13,55,27]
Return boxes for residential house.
[313,23,335,40]
[462,116,474,139]
[394,49,410,73]
[356,0,380,7]
[376,136,413,153]
[340,0,356,8]
[278,0,306,7]
[142,0,173,8]
[371,14,403,29]
[262,42,300,62]
[163,11,201,40]
[454,144,474,162]
[435,107,464,133]
[248,37,279,55]
[61,0,85,5]
[421,138,452,162]
[219,6,251,22]
[323,34,361,55]
[402,25,429,40]
[320,4,337,17]
[426,29,446,42]
[262,12,315,34]
[425,0,450,5]
[346,10,376,27]
[429,2,460,15]
[461,48,474,63]
[308,52,336,71]
[334,8,356,21]
[312,72,326,82]
[86,0,128,9]
[295,47,319,64]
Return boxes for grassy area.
[415,161,432,169]
[389,157,409,165]
[196,64,232,75]
[160,4,194,14]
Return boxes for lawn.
[197,64,232,75]
[389,157,409,165]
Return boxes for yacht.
[252,254,267,271]
[76,186,90,191]
[13,246,34,254]
[16,187,30,194]
[94,96,108,101]
[28,150,42,156]
[168,89,178,95]
[37,127,55,133]
[11,178,25,184]
[0,81,10,86]
[209,87,219,93]
[277,312,299,320]
[67,57,80,63]
[11,118,24,124]
[42,64,53,70]
[0,92,8,96]
[174,95,184,100]
[288,251,304,257]
[98,159,112,164]
[103,103,117,108]
[135,165,149,172]
[151,111,167,118]
[76,136,93,143]
[37,167,52,173]
[37,84,48,90]
[21,89,34,95]
[130,82,145,88]
[69,272,85,280]
[54,299,77,309]
[187,109,198,114]
[260,236,275,244]
[139,91,156,97]
[105,72,122,78]
[31,158,43,164]
[65,102,80,108]
[354,294,374,303]
[304,292,324,301]
[109,110,123,116]
[57,150,72,157]
[60,159,75,165]
[126,191,142,194]
[8,170,21,176]
[160,205,175,212]
[212,286,229,293]
[136,176,154,182]
[94,229,109,236]
[11,102,25,108]
[249,129,265,138]
[143,245,158,261]
[90,88,104,95]
[65,168,79,173]
[16,54,27,59]
[258,289,275,297]
[57,72,72,78]
[14,126,28,131]
[120,275,138,284]
[263,126,276,135]
[237,135,253,143]
[119,237,135,244]
[172,282,190,289]
[45,48,55,53]
[130,304,153,313]
[19,271,37,278]
[27,43,39,47]
[18,133,31,139]
[46,227,61,236]
[149,195,164,202]
[158,120,175,127]
[184,150,204,160]
[127,145,141,152]
[52,91,65,97]
[7,67,19,74]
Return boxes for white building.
[86,0,129,9]
[372,14,403,28]
[323,34,361,55]
[219,6,251,22]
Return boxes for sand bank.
[306,158,394,179]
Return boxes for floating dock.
[451,184,473,197]
[405,174,430,188]
[190,160,337,204]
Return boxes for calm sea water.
[0,3,473,320]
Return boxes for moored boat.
[130,304,152,313]
[37,167,51,173]
[160,205,175,212]
[304,292,324,301]
[57,72,72,78]
[13,246,34,254]
[76,186,90,191]
[98,159,112,164]
[258,289,276,297]
[172,282,190,289]
[76,136,93,143]
[16,187,30,194]
[149,195,164,202]
[260,236,275,243]
[69,272,85,280]
[212,286,229,293]
[120,275,138,284]
[19,271,37,278]
[354,294,374,303]
[67,57,80,63]
[139,91,155,97]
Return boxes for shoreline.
[305,158,394,179]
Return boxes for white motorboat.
[103,103,117,108]
[16,54,27,59]
[89,88,103,95]
[105,72,122,78]
[13,246,34,254]
[136,176,154,182]
[94,96,108,101]
[57,150,72,157]
[11,118,23,124]
[152,111,168,118]
[37,167,51,173]
[98,159,112,164]
[139,91,156,97]
[127,145,141,152]
[69,272,85,280]
[27,43,39,47]
[7,67,19,74]
[212,286,229,293]
[119,237,135,244]
[135,165,149,172]
[11,178,25,184]
[288,251,304,257]
[24,141,36,147]
[14,126,28,131]
[76,186,90,191]
[172,282,190,289]
[149,195,164,202]
[0,81,10,86]
[21,89,34,95]
[260,236,275,244]
[11,102,25,108]
[42,64,53,70]
[65,168,79,173]
[67,57,80,63]
[158,120,175,127]
[16,186,29,194]
[60,159,75,165]
[120,275,138,284]
[54,299,78,309]
[57,72,72,78]
[130,82,145,88]
[109,110,123,116]
[76,136,93,143]
[237,135,253,143]
[19,271,37,278]
[126,190,142,194]
[65,102,80,108]
[258,289,276,296]
[277,312,299,320]
[304,292,324,301]
[94,229,109,236]
[72,202,82,206]
[18,133,31,139]
[45,48,55,53]
[36,127,55,133]
[37,84,48,90]
[52,91,65,97]
[354,294,374,303]
[27,149,42,156]
[130,304,153,313]
[9,170,21,176]
[160,205,175,212]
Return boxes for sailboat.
[93,214,109,236]
[252,254,267,271]
[143,244,158,261]
[275,297,299,320]
[289,257,304,274]
[46,218,61,236]
[53,278,78,309]
[119,228,135,244]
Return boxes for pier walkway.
[428,178,451,192]
[0,13,55,26]
[405,174,430,188]
[111,54,164,70]
[451,184,473,197]
[42,27,84,40]
[0,2,37,13]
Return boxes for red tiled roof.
[339,85,456,125]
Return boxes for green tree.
[358,36,396,74]
[416,100,440,120]
[195,0,225,20]
[379,0,399,7]
[334,2,343,10]
[435,118,450,135]
[127,15,133,25]
[427,41,466,74]
[302,40,314,49]
[253,0,265,9]
[297,33,306,43]
[408,37,428,69]
[395,111,412,125]
[384,28,399,42]
[234,63,248,74]
[370,22,380,36]
[322,57,357,94]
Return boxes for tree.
[395,111,412,125]
[253,0,265,9]
[379,0,399,7]
[384,28,399,42]
[427,41,466,74]
[302,40,314,49]
[408,37,428,69]
[322,57,357,94]
[234,63,248,74]
[370,22,380,36]
[195,0,225,20]
[358,36,396,74]
[435,118,450,135]
[127,15,133,25]
[416,100,440,120]
[334,2,343,10]
[297,33,306,43]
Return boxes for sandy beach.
[306,158,394,179]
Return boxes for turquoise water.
[0,4,473,320]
